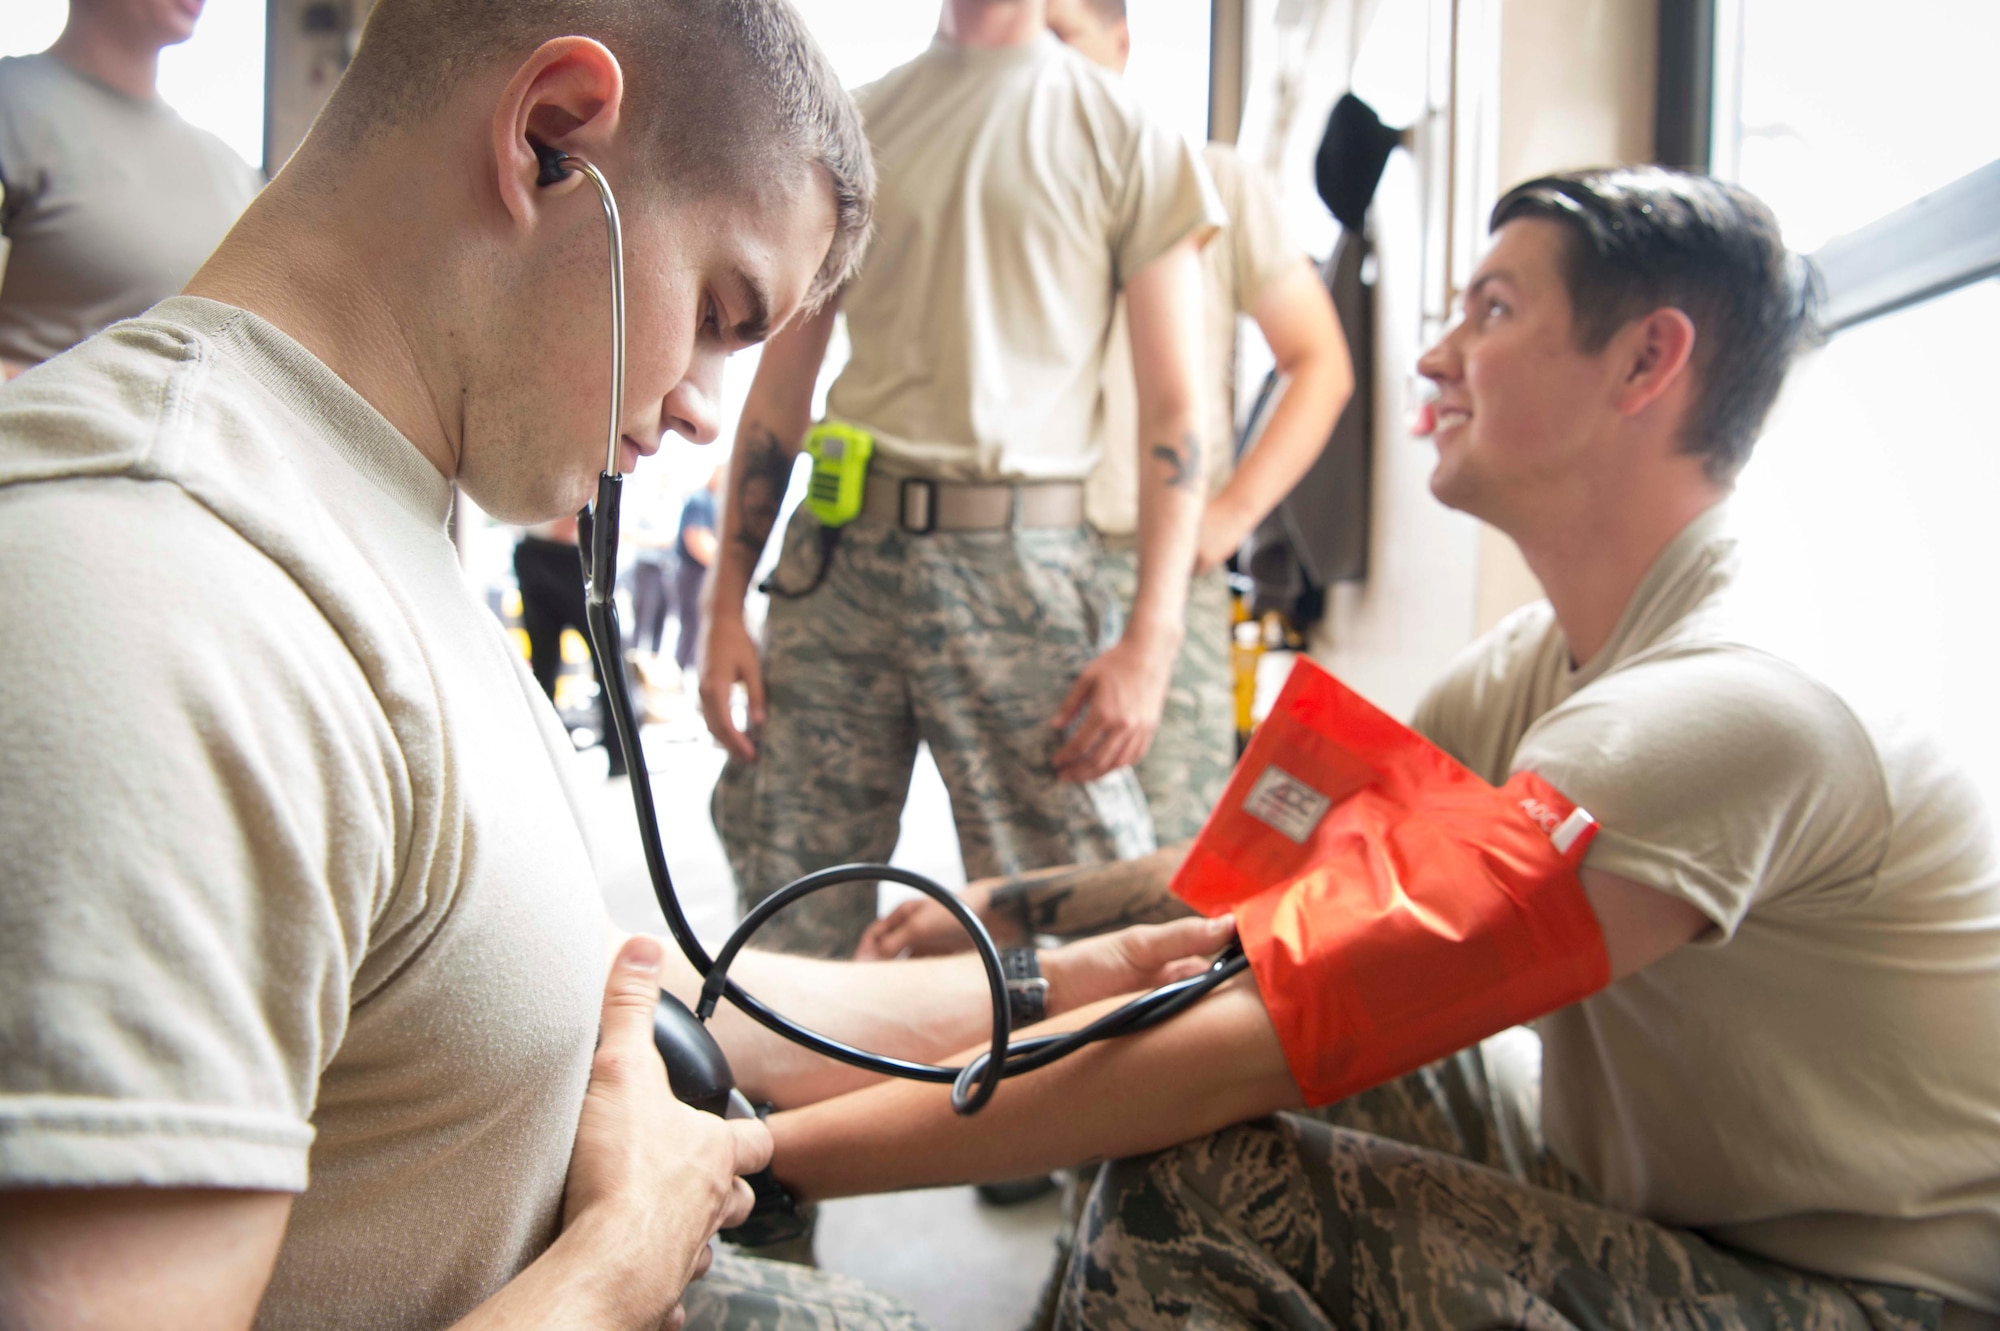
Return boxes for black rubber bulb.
[653,990,755,1121]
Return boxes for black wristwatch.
[1001,946,1048,1027]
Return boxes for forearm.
[1207,344,1348,541]
[645,907,1233,1108]
[1129,416,1204,642]
[451,1214,673,1331]
[689,948,1006,1109]
[702,310,832,619]
[1124,240,1208,644]
[767,974,1300,1201]
[683,527,719,569]
[1202,266,1353,558]
[704,420,798,617]
[987,842,1194,941]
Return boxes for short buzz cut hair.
[1080,0,1126,22]
[316,0,872,305]
[1490,167,1818,482]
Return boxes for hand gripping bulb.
[652,991,809,1246]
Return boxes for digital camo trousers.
[683,1251,929,1330]
[1056,1033,1944,1331]
[1097,543,1236,845]
[713,509,1156,958]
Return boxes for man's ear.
[490,37,625,228]
[1611,306,1698,420]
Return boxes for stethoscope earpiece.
[531,140,573,188]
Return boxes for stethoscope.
[536,143,1247,1117]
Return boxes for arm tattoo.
[733,425,794,557]
[987,843,1196,941]
[1148,430,1204,493]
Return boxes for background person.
[514,513,628,778]
[1052,0,1353,845]
[758,168,2000,1330]
[674,462,723,672]
[0,0,260,379]
[627,472,679,662]
[698,0,1222,961]
[862,0,1357,966]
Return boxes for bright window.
[1716,0,2000,253]
[1716,0,2000,800]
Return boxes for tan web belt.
[857,474,1085,533]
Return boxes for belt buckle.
[899,478,938,535]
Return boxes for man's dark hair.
[1080,0,1127,22]
[315,0,872,305]
[1490,167,1818,482]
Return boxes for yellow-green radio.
[801,421,873,527]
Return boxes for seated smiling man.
[762,169,2000,1330]
[0,1,1231,1327]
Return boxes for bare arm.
[773,868,1708,1200]
[0,939,769,1331]
[0,1188,290,1331]
[695,303,838,761]
[771,973,1298,1200]
[1196,262,1353,571]
[682,524,719,569]
[1582,866,1709,977]
[855,842,1194,959]
[1050,239,1208,783]
[650,914,1238,1110]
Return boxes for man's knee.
[1062,1119,1359,1330]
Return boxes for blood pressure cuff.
[1171,658,1610,1106]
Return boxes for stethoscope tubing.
[554,149,1245,1116]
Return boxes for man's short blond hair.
[317,0,872,304]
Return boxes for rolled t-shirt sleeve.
[1112,118,1225,289]
[0,478,403,1192]
[1512,648,1891,939]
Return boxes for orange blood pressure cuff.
[1171,658,1610,1107]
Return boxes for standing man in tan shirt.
[856,0,1353,962]
[0,0,261,379]
[698,0,1223,958]
[1059,0,1351,846]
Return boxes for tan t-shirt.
[0,299,609,1328]
[1413,504,2000,1311]
[825,34,1222,482]
[1086,142,1301,536]
[0,55,261,365]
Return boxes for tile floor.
[573,694,1063,1331]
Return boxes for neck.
[49,16,165,101]
[1505,473,1724,668]
[183,154,465,480]
[939,0,1045,48]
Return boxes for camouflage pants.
[713,508,1156,958]
[682,1250,929,1329]
[1056,1034,1944,1331]
[1097,541,1236,844]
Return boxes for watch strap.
[720,1165,810,1247]
[1001,946,1048,1027]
